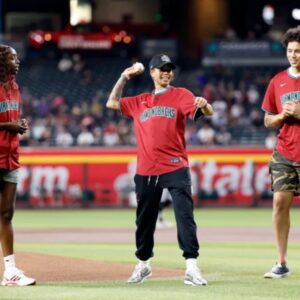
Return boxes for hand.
[283,101,300,119]
[121,63,144,80]
[8,119,29,135]
[21,118,28,127]
[194,97,208,109]
[278,110,289,121]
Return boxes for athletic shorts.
[0,168,19,184]
[269,150,300,196]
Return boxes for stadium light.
[292,8,300,20]
[262,4,274,25]
[70,0,92,26]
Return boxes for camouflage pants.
[269,150,300,196]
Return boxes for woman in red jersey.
[107,54,213,286]
[262,27,300,279]
[0,44,35,286]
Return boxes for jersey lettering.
[281,91,300,104]
[0,100,19,113]
[139,106,176,122]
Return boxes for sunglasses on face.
[159,67,172,73]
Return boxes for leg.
[127,176,162,284]
[0,179,36,286]
[169,186,199,259]
[264,150,297,278]
[135,177,163,260]
[272,191,293,264]
[0,181,16,257]
[169,186,207,286]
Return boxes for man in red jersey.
[262,27,300,279]
[0,44,35,286]
[106,54,213,286]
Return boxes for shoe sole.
[1,280,36,286]
[127,272,152,284]
[264,272,289,279]
[184,279,207,286]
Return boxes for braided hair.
[0,44,12,84]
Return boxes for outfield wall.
[17,147,300,207]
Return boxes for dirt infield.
[1,226,299,283]
[0,252,182,282]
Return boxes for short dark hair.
[281,26,300,48]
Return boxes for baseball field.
[1,208,300,300]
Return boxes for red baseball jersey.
[262,68,300,162]
[120,86,202,175]
[0,79,21,170]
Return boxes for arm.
[263,100,300,128]
[106,74,128,110]
[106,63,145,111]
[264,112,286,128]
[195,97,214,116]
[0,119,28,134]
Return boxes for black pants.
[134,167,199,260]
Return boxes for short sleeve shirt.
[0,79,21,170]
[120,86,202,175]
[262,68,300,162]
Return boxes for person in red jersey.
[262,27,300,279]
[0,44,35,286]
[106,54,213,286]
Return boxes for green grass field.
[1,208,300,300]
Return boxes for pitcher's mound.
[0,252,182,282]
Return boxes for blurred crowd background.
[1,0,299,149]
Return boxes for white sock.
[186,258,197,270]
[4,254,16,271]
[139,260,149,267]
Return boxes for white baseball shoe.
[1,268,36,286]
[184,266,207,286]
[127,262,152,284]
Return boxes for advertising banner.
[202,40,286,66]
[17,148,300,207]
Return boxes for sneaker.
[184,266,207,286]
[1,268,36,286]
[127,262,152,284]
[264,263,290,279]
